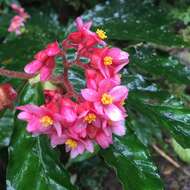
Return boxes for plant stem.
[0,68,62,84]
[0,68,33,79]
[152,144,190,177]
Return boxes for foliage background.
[1,0,190,189]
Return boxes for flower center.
[101,93,113,105]
[104,56,113,65]
[40,115,53,127]
[96,29,107,40]
[84,113,96,124]
[65,139,77,149]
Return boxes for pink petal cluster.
[24,42,61,81]
[8,3,30,35]
[18,17,129,158]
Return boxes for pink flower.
[16,15,129,158]
[59,98,78,124]
[85,69,121,90]
[72,102,100,138]
[17,104,63,136]
[87,119,125,148]
[81,79,128,121]
[96,130,113,148]
[24,42,61,81]
[50,131,94,158]
[102,119,126,137]
[62,17,106,52]
[44,94,78,126]
[11,3,30,19]
[8,15,25,35]
[90,47,129,78]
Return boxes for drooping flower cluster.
[18,17,129,158]
[8,3,30,35]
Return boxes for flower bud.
[0,83,17,110]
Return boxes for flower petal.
[61,107,77,123]
[40,58,55,81]
[98,79,117,93]
[17,111,31,120]
[112,120,126,136]
[85,140,94,152]
[54,122,62,137]
[81,89,99,102]
[96,132,112,149]
[70,149,79,158]
[109,86,128,102]
[104,104,123,121]
[94,102,104,115]
[24,60,42,74]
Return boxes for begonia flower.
[82,79,128,121]
[24,42,61,81]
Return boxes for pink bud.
[0,83,17,110]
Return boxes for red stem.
[0,68,34,79]
[0,49,86,101]
[0,68,62,84]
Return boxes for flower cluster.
[18,17,129,158]
[8,3,30,35]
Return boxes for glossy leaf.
[85,0,188,46]
[0,109,14,147]
[7,84,77,190]
[101,133,163,190]
[127,85,190,148]
[148,103,190,148]
[128,46,190,84]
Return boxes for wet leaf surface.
[84,0,188,46]
[101,133,163,190]
[0,109,14,147]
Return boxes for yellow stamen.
[40,115,53,127]
[104,56,113,65]
[101,93,113,105]
[65,139,77,149]
[96,29,107,40]
[84,113,96,124]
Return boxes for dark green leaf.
[101,133,163,190]
[148,103,190,148]
[85,0,187,46]
[0,109,14,147]
[128,46,190,84]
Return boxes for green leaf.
[101,133,163,190]
[0,109,14,147]
[0,14,12,38]
[85,0,188,46]
[171,138,190,164]
[7,83,77,190]
[148,103,190,148]
[127,85,190,148]
[128,46,190,84]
